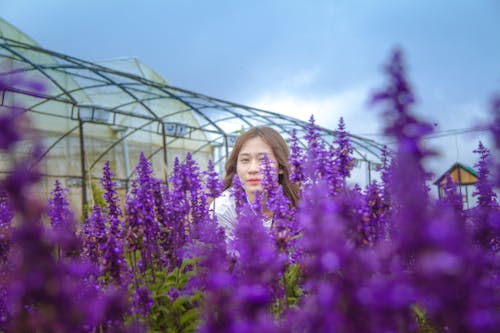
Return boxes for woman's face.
[236,136,278,201]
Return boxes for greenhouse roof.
[0,18,384,172]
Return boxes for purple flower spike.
[490,95,500,189]
[230,201,285,332]
[231,175,248,218]
[125,152,159,272]
[204,159,224,200]
[288,129,304,184]
[0,189,13,227]
[101,231,129,286]
[132,285,153,317]
[259,154,296,255]
[198,249,236,333]
[328,117,354,195]
[47,180,72,230]
[81,204,107,265]
[0,189,13,264]
[471,142,499,251]
[303,115,328,183]
[181,153,209,239]
[100,160,122,221]
[368,48,500,332]
[47,180,79,257]
[0,106,24,151]
[472,142,498,210]
[490,94,500,155]
[360,180,386,247]
[439,175,464,217]
[371,48,434,259]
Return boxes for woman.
[210,126,299,241]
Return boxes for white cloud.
[248,88,496,191]
[249,85,384,137]
[282,68,320,90]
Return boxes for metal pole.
[78,118,88,213]
[457,166,464,207]
[224,134,229,166]
[114,128,131,193]
[224,134,229,161]
[162,123,168,183]
[367,160,372,184]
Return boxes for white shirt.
[209,190,272,241]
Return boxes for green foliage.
[82,180,106,219]
[273,263,303,316]
[412,304,436,333]
[146,258,203,333]
[285,263,303,307]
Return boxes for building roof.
[0,18,385,175]
[433,162,479,186]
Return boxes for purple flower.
[490,95,500,191]
[260,154,290,219]
[47,180,78,256]
[370,48,500,332]
[230,175,248,218]
[101,231,129,286]
[2,149,42,212]
[470,142,499,251]
[371,48,434,259]
[47,180,74,230]
[81,204,107,265]
[439,175,464,217]
[295,181,347,280]
[0,189,13,264]
[379,146,395,203]
[303,115,329,183]
[291,181,415,332]
[204,159,224,200]
[0,74,129,332]
[0,287,7,329]
[327,117,354,195]
[198,270,237,333]
[181,153,210,239]
[162,157,191,266]
[288,129,304,184]
[0,189,13,227]
[472,142,498,209]
[132,285,153,317]
[259,154,297,256]
[216,197,285,332]
[490,94,500,157]
[197,228,236,333]
[125,153,159,272]
[0,106,24,151]
[6,213,129,332]
[150,178,173,267]
[100,160,123,221]
[359,180,387,247]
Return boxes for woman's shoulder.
[210,190,235,210]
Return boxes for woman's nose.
[248,159,259,173]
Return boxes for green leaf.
[172,296,190,310]
[180,307,200,326]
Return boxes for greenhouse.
[2,8,500,332]
[0,18,384,215]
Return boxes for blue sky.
[2,0,500,180]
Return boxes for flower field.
[1,50,499,332]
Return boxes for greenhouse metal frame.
[0,19,384,213]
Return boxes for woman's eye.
[240,159,249,163]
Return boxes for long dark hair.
[223,126,299,207]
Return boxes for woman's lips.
[248,179,260,184]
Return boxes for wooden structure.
[434,162,478,209]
